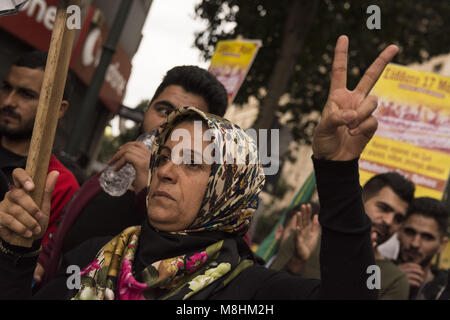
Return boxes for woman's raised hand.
[312,35,399,161]
[0,168,58,245]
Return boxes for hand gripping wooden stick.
[8,0,80,247]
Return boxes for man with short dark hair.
[362,172,415,242]
[0,50,79,270]
[353,172,414,299]
[396,197,450,300]
[36,65,229,288]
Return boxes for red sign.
[0,0,58,51]
[0,0,132,114]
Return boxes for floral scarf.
[73,107,265,300]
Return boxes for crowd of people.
[0,35,448,300]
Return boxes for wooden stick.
[9,0,80,247]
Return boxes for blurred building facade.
[0,0,153,174]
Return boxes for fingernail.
[33,226,41,235]
[24,230,32,238]
[349,128,360,135]
[343,110,355,123]
[25,181,34,189]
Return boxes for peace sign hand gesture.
[312,35,399,161]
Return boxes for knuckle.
[363,70,377,82]
[26,217,37,229]
[0,214,7,226]
[112,152,122,160]
[366,95,378,106]
[334,48,348,55]
[30,205,40,216]
[376,55,390,66]
[10,189,23,198]
[4,215,17,229]
[12,168,26,178]
[332,66,346,74]
[16,223,26,233]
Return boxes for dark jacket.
[409,266,450,300]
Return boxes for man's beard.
[0,106,34,140]
[401,247,438,268]
[372,222,390,247]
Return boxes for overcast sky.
[122,0,208,108]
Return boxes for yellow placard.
[360,64,450,199]
[208,39,262,104]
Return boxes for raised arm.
[312,35,398,299]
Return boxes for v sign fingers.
[329,35,349,93]
[347,95,379,133]
[313,35,398,161]
[355,44,399,96]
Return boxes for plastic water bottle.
[100,132,155,197]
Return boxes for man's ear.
[438,236,449,254]
[59,100,69,119]
[275,225,284,241]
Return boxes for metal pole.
[65,0,134,158]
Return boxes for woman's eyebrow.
[154,100,176,111]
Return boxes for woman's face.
[147,121,212,232]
